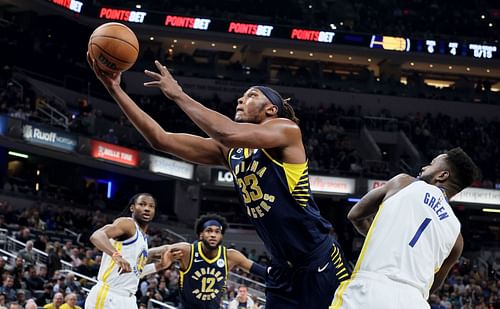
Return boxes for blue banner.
[22,123,77,151]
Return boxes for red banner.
[90,140,139,167]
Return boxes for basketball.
[88,22,139,73]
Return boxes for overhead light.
[168,48,173,53]
[8,151,28,159]
[328,54,333,58]
[191,41,195,45]
[308,4,312,9]
[410,62,415,66]
[173,39,178,43]
[272,49,277,53]
[211,43,215,47]
[368,58,372,62]
[339,21,344,26]
[466,67,471,71]
[481,14,485,19]
[483,208,500,213]
[232,45,237,49]
[348,56,352,60]
[486,69,491,73]
[289,51,294,55]
[448,66,453,70]
[429,64,433,68]
[149,37,154,41]
[36,169,40,176]
[488,23,493,27]
[309,53,314,57]
[136,4,141,9]
[35,183,39,191]
[330,24,336,30]
[347,198,361,203]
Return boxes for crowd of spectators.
[0,197,496,308]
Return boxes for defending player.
[330,148,479,309]
[85,193,175,309]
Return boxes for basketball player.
[85,193,175,309]
[151,214,267,309]
[88,57,349,308]
[330,148,479,309]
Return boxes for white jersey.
[354,180,460,299]
[97,219,149,294]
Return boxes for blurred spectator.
[43,292,64,309]
[228,285,254,309]
[60,293,81,309]
[18,241,36,265]
[0,275,16,302]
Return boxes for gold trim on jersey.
[223,247,228,281]
[261,149,311,207]
[180,243,195,290]
[198,242,221,264]
[330,203,386,309]
[96,241,122,309]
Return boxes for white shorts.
[330,271,430,309]
[85,281,137,309]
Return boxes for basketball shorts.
[330,271,430,309]
[85,281,137,309]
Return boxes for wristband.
[249,262,267,279]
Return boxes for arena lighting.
[347,198,361,203]
[164,15,211,30]
[8,151,28,159]
[469,44,497,58]
[96,179,113,199]
[228,22,274,37]
[99,7,147,23]
[482,208,500,213]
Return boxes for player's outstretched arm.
[430,234,463,295]
[227,249,268,279]
[348,174,414,236]
[90,217,136,273]
[144,61,301,150]
[87,53,227,166]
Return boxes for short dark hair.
[195,214,228,236]
[444,147,480,192]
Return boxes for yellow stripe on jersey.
[330,203,386,309]
[180,243,195,290]
[261,149,310,206]
[96,284,109,309]
[223,247,228,281]
[198,241,221,263]
[102,242,122,282]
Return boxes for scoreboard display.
[48,0,498,59]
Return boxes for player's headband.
[202,220,223,232]
[252,86,285,117]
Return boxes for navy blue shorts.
[265,242,350,309]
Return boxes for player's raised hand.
[87,52,121,89]
[143,60,184,100]
[159,247,184,268]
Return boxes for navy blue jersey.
[179,241,228,309]
[227,148,332,266]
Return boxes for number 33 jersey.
[355,180,460,299]
[179,241,228,309]
[227,148,332,266]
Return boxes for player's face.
[418,154,449,184]
[131,195,156,224]
[235,88,272,123]
[200,225,223,250]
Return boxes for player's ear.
[265,103,278,117]
[436,170,450,182]
[129,205,134,213]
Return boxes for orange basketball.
[88,22,139,73]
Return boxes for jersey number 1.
[409,218,432,247]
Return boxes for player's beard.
[202,238,221,250]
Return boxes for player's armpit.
[430,234,463,295]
